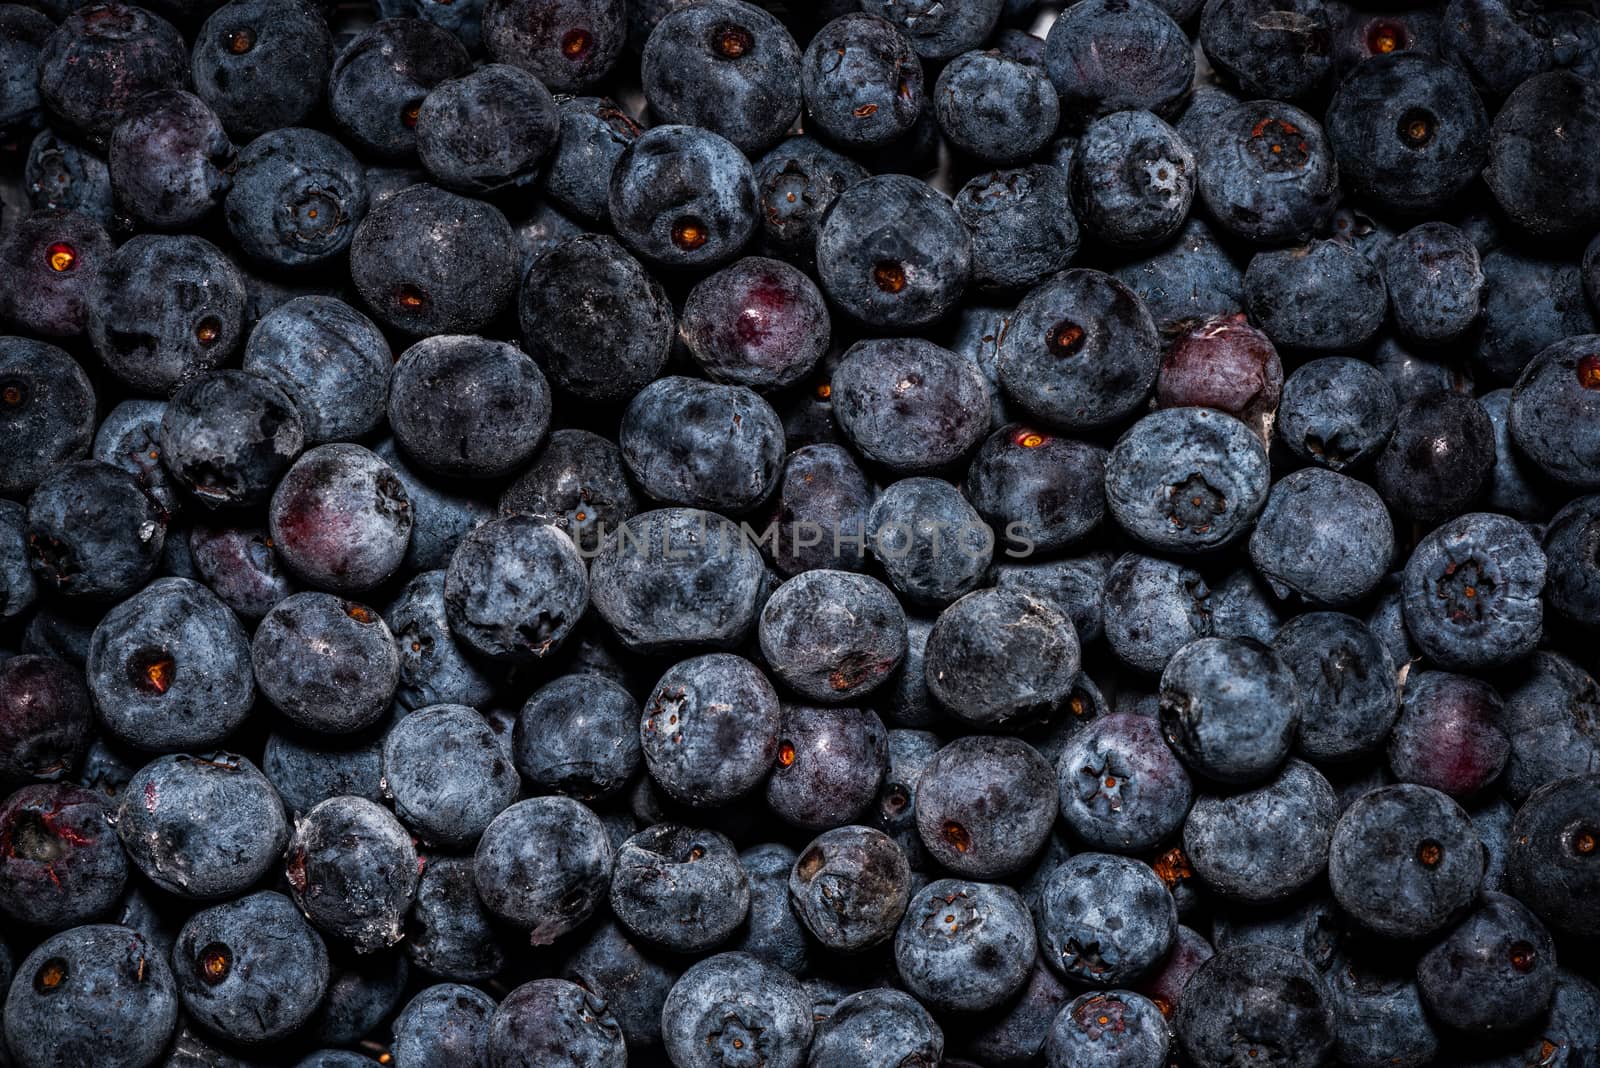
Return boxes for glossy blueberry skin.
[1071,110,1194,250]
[162,369,307,511]
[88,233,248,396]
[766,703,885,829]
[225,128,367,272]
[896,879,1036,1013]
[1246,239,1387,355]
[955,165,1079,294]
[192,0,334,140]
[0,210,114,341]
[2,925,177,1068]
[1510,335,1600,489]
[591,510,766,655]
[1112,217,1243,334]
[1197,99,1340,244]
[817,174,971,331]
[642,0,800,156]
[561,920,679,1054]
[620,376,783,513]
[543,96,639,224]
[284,796,417,953]
[171,890,328,1045]
[266,444,411,594]
[680,256,830,391]
[378,573,491,714]
[115,752,287,900]
[1381,222,1483,347]
[1107,407,1268,555]
[783,825,907,954]
[1044,0,1192,126]
[1176,945,1335,1068]
[240,300,387,449]
[512,673,637,801]
[1103,553,1212,675]
[414,64,557,196]
[1045,989,1168,1068]
[1185,759,1338,907]
[442,517,587,667]
[24,130,115,227]
[0,340,95,499]
[924,586,1079,730]
[1201,0,1330,101]
[489,978,626,1068]
[759,570,904,703]
[662,952,811,1068]
[520,234,674,403]
[800,14,924,151]
[608,823,749,953]
[1160,637,1300,786]
[1505,774,1600,941]
[1328,783,1483,940]
[86,578,255,753]
[1325,53,1488,217]
[254,595,396,736]
[912,735,1054,879]
[382,704,517,847]
[934,51,1058,165]
[473,795,611,946]
[608,124,757,271]
[832,338,990,474]
[753,136,868,268]
[327,18,469,159]
[392,983,496,1068]
[108,89,233,230]
[406,854,505,981]
[1387,671,1507,801]
[1268,612,1398,765]
[1500,652,1600,805]
[1057,712,1193,854]
[1486,71,1600,241]
[1419,892,1557,1036]
[1247,467,1394,609]
[1377,391,1497,524]
[763,444,872,578]
[1154,318,1277,444]
[0,783,125,929]
[351,184,517,337]
[1037,853,1175,988]
[997,269,1160,433]
[1400,511,1545,671]
[35,1,188,145]
[482,0,627,94]
[1276,357,1397,473]
[808,988,942,1067]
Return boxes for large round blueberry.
[226,127,366,270]
[1036,852,1176,987]
[924,586,1080,730]
[1400,511,1545,671]
[660,952,812,1068]
[443,517,587,664]
[620,376,784,512]
[253,592,398,733]
[473,795,612,946]
[641,653,780,807]
[1175,945,1335,1068]
[895,878,1037,1013]
[1159,637,1300,786]
[609,124,757,271]
[1248,467,1394,607]
[609,823,750,953]
[914,735,1055,878]
[1057,712,1193,854]
[285,795,419,953]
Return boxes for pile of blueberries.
[3,0,1600,1063]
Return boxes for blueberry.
[608,823,749,953]
[816,174,971,330]
[1057,712,1194,854]
[1175,945,1335,1068]
[482,0,627,94]
[1476,250,1596,386]
[590,509,766,655]
[1500,652,1600,804]
[1275,357,1398,473]
[1417,891,1556,1035]
[1509,335,1600,489]
[1325,52,1489,217]
[1212,892,1345,972]
[1184,759,1337,906]
[1071,110,1195,249]
[1381,222,1484,347]
[924,586,1079,729]
[1112,217,1245,333]
[1505,774,1600,941]
[963,960,1070,1066]
[0,783,126,929]
[225,128,368,272]
[933,51,1059,165]
[1046,990,1169,1068]
[661,952,812,1068]
[512,673,638,801]
[265,444,411,594]
[913,735,1054,878]
[1386,671,1508,800]
[443,517,587,664]
[1439,0,1552,97]
[764,444,873,577]
[1326,954,1440,1068]
[1375,390,1496,524]
[1102,552,1213,675]
[108,89,233,230]
[955,165,1080,294]
[0,210,115,341]
[609,124,757,270]
[1201,0,1331,101]
[382,704,517,847]
[499,431,639,559]
[752,135,868,268]
[0,339,95,499]
[1248,239,1388,356]
[1328,783,1483,939]
[543,96,640,224]
[191,0,335,140]
[799,14,924,151]
[1037,852,1176,987]
[391,983,496,1068]
[1196,99,1340,244]
[2,925,177,1068]
[285,795,417,952]
[1044,0,1193,126]
[405,854,505,981]
[783,825,908,954]
[809,988,943,1067]
[24,130,114,227]
[996,269,1159,433]
[1484,71,1600,241]
[679,256,830,391]
[36,1,188,145]
[896,878,1036,1012]
[0,501,39,628]
[489,978,626,1068]
[253,593,396,734]
[383,571,495,713]
[372,438,495,577]
[1271,612,1399,764]
[414,64,557,195]
[758,570,904,703]
[474,795,611,945]
[162,369,306,511]
[1400,511,1545,671]
[172,890,329,1044]
[767,702,886,829]
[88,234,247,396]
[1248,467,1394,607]
[1159,637,1299,785]
[961,427,1102,555]
[0,654,90,785]
[519,234,674,403]
[327,18,470,159]
[620,376,784,512]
